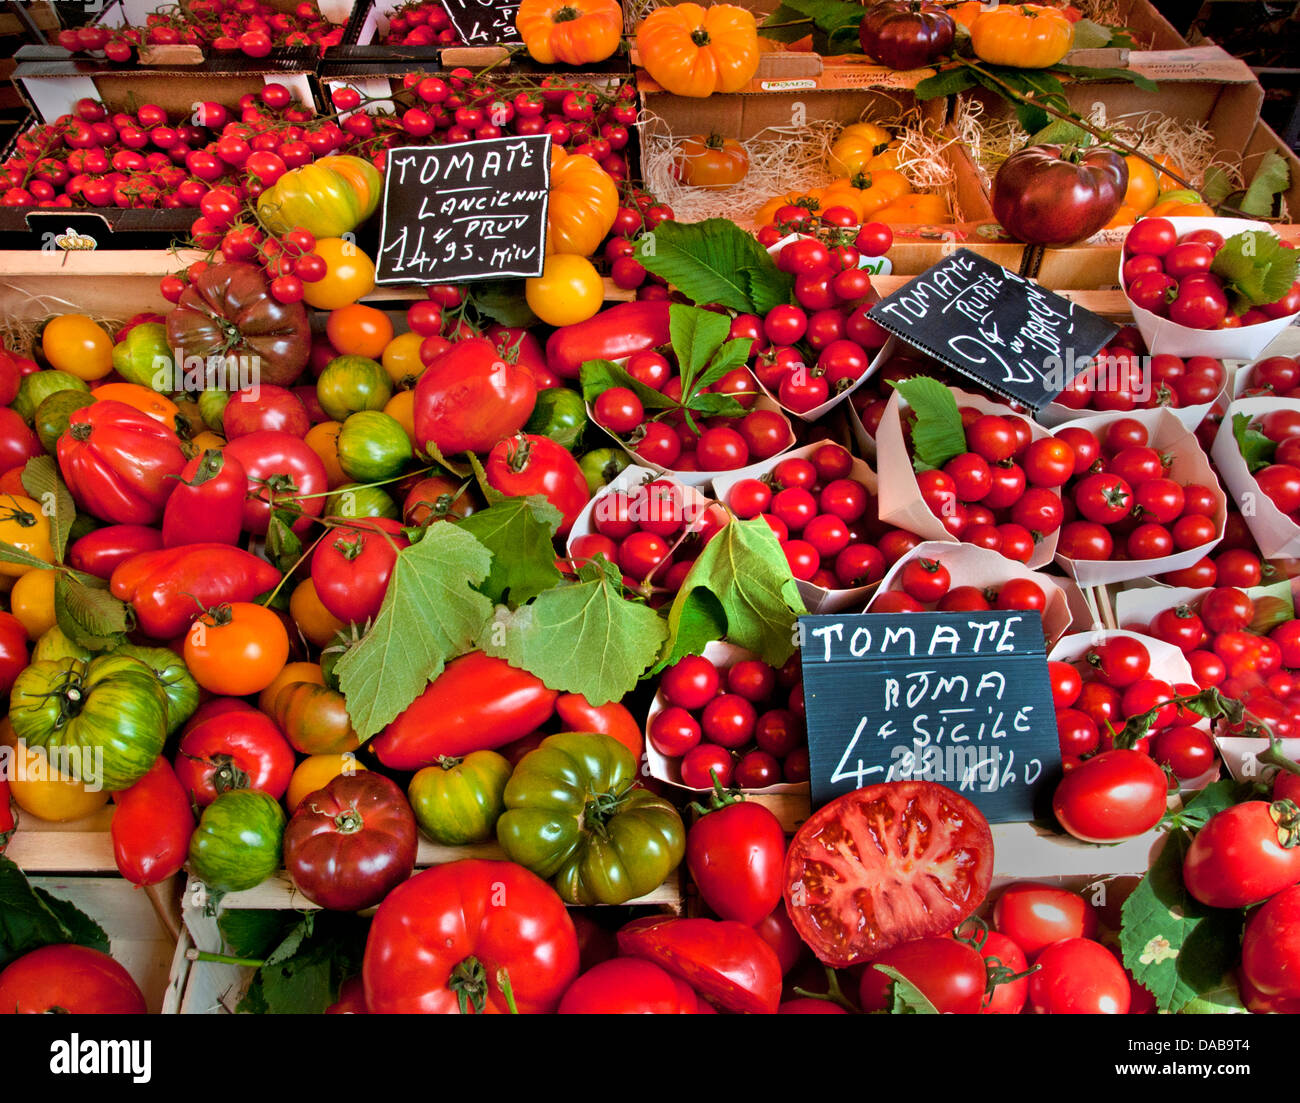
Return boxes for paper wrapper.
[1034,381,1226,435]
[1121,217,1300,360]
[1052,407,1227,586]
[585,393,796,490]
[1113,584,1210,633]
[1211,396,1300,559]
[847,390,879,462]
[876,385,1060,570]
[711,442,882,614]
[566,464,722,594]
[1049,630,1218,792]
[644,640,809,798]
[866,540,1076,644]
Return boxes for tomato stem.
[792,966,860,1013]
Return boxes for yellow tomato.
[384,390,416,443]
[259,660,325,716]
[525,255,603,326]
[827,122,893,178]
[90,382,180,424]
[821,169,912,220]
[1104,203,1140,229]
[305,421,348,489]
[1,718,109,822]
[290,578,347,649]
[41,315,114,381]
[302,238,376,311]
[10,568,55,639]
[1123,156,1159,214]
[286,753,367,812]
[1146,198,1214,218]
[0,495,54,578]
[380,332,427,389]
[191,430,226,452]
[970,4,1074,68]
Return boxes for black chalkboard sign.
[867,249,1117,411]
[441,0,523,44]
[375,135,550,284]
[799,611,1060,822]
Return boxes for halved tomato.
[783,780,994,966]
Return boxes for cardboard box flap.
[1126,46,1260,84]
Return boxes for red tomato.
[110,757,194,886]
[858,936,987,1014]
[310,517,409,625]
[223,430,329,536]
[978,930,1029,1014]
[783,781,994,965]
[1027,938,1131,1014]
[485,433,589,536]
[174,708,295,806]
[685,796,786,925]
[0,944,147,1013]
[1182,800,1300,909]
[993,882,1098,958]
[617,916,782,1014]
[1052,750,1169,843]
[1240,883,1300,1003]
[558,957,700,1014]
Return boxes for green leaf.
[1180,977,1249,1015]
[480,570,667,706]
[0,856,110,970]
[0,541,54,572]
[54,571,130,652]
[1069,18,1114,49]
[915,66,980,102]
[1232,411,1278,474]
[1017,70,1068,101]
[685,392,750,419]
[891,377,966,472]
[661,518,806,670]
[1120,831,1244,1013]
[470,280,540,329]
[235,912,367,1015]
[265,512,304,575]
[875,965,940,1014]
[580,358,679,412]
[20,456,74,563]
[638,219,782,313]
[264,912,315,965]
[670,304,731,395]
[456,494,563,607]
[1029,119,1092,147]
[759,4,812,44]
[776,0,862,37]
[1212,231,1300,312]
[741,265,796,315]
[1240,151,1291,219]
[336,523,494,740]
[1013,101,1050,136]
[218,909,302,962]
[694,338,754,393]
[1202,165,1235,207]
[1163,779,1240,832]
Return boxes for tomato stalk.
[953,916,1040,1000]
[186,949,267,968]
[686,767,748,819]
[792,966,861,1013]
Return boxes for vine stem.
[953,57,1256,220]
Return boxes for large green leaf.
[456,494,563,608]
[638,220,787,313]
[20,456,74,563]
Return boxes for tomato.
[526,254,603,327]
[1240,883,1300,1004]
[524,387,588,453]
[287,755,366,812]
[498,732,685,905]
[784,781,994,965]
[184,601,289,697]
[310,517,409,626]
[675,133,748,188]
[1027,938,1131,1014]
[858,1,955,69]
[617,915,781,1014]
[188,788,285,893]
[993,144,1126,246]
[0,611,27,693]
[373,651,558,770]
[1086,635,1150,686]
[1149,605,1203,652]
[1182,800,1300,909]
[858,936,986,1014]
[0,945,146,1014]
[898,556,950,603]
[558,957,700,1014]
[301,238,376,311]
[223,430,329,536]
[111,756,194,886]
[685,791,785,925]
[0,494,53,577]
[317,354,393,422]
[161,449,247,547]
[485,433,589,536]
[42,314,114,381]
[284,772,417,911]
[273,681,361,756]
[414,338,537,456]
[554,692,643,760]
[256,154,381,239]
[408,751,511,846]
[363,858,580,1014]
[175,707,294,806]
[977,930,1030,1014]
[0,718,108,822]
[1052,749,1168,843]
[635,3,759,99]
[970,2,1073,67]
[1168,275,1228,329]
[326,303,393,360]
[993,882,1098,959]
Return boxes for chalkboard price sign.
[441,0,523,45]
[799,611,1060,822]
[866,249,1117,411]
[375,135,550,285]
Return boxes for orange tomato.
[289,578,347,650]
[302,238,375,311]
[183,602,289,696]
[1104,203,1140,228]
[1146,199,1214,217]
[286,753,367,812]
[384,390,416,443]
[10,568,55,639]
[380,331,426,389]
[41,315,113,381]
[191,430,226,452]
[90,382,180,424]
[1152,154,1185,192]
[636,3,760,98]
[820,169,912,220]
[305,421,347,489]
[871,193,951,224]
[516,0,622,65]
[753,190,825,226]
[1122,156,1159,214]
[327,303,394,359]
